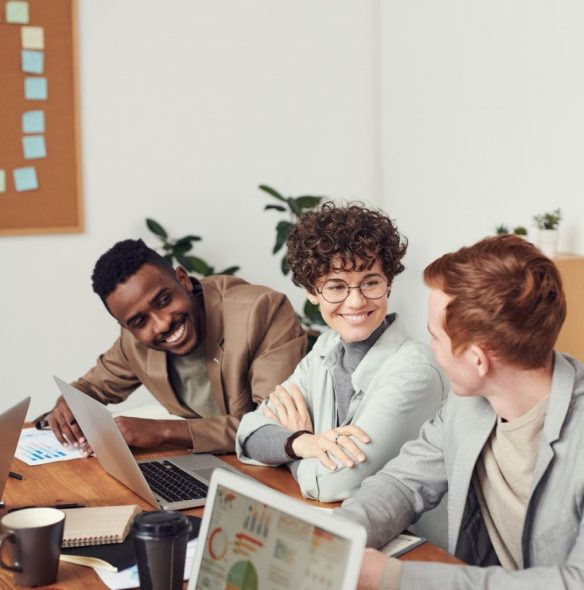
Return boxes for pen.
[9,471,23,480]
[7,503,86,513]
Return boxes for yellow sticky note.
[21,26,44,50]
[7,1,29,24]
[0,170,6,193]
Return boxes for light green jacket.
[236,316,447,502]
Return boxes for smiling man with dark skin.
[39,239,307,454]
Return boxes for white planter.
[539,229,559,259]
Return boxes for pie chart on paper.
[226,560,258,590]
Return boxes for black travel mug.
[132,511,191,590]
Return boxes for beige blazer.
[71,276,307,453]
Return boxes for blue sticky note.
[22,110,44,133]
[24,77,47,100]
[13,167,38,192]
[21,50,43,74]
[22,135,46,159]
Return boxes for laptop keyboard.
[139,460,209,503]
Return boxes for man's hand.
[113,417,192,448]
[261,384,314,432]
[47,396,92,455]
[357,549,390,590]
[292,425,370,471]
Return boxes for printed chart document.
[16,428,83,465]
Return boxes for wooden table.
[0,447,461,589]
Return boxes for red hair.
[424,235,566,369]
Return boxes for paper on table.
[380,532,426,557]
[94,539,198,590]
[16,428,84,465]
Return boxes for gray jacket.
[335,352,584,589]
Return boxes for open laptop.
[188,468,367,590]
[0,397,31,500]
[54,376,243,510]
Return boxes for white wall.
[0,0,382,418]
[381,1,584,342]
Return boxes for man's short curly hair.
[91,238,173,302]
[286,202,408,293]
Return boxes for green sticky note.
[22,50,44,74]
[13,167,38,192]
[25,77,47,100]
[0,170,6,193]
[6,1,29,24]
[23,135,46,159]
[22,110,45,133]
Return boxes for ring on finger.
[333,431,341,443]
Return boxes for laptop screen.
[193,484,352,589]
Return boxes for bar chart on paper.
[15,428,83,465]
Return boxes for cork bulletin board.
[0,0,82,235]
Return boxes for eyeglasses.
[315,274,390,303]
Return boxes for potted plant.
[495,223,510,235]
[259,184,327,348]
[533,208,561,258]
[513,226,528,239]
[145,218,240,276]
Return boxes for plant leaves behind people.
[146,218,168,239]
[303,299,325,326]
[280,254,289,276]
[259,184,286,202]
[175,235,202,247]
[173,241,194,256]
[264,204,287,212]
[295,196,323,210]
[177,254,211,275]
[218,266,240,276]
[273,221,294,254]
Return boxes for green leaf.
[273,221,294,254]
[163,254,174,265]
[204,265,215,276]
[295,196,323,209]
[258,184,286,202]
[303,299,325,325]
[175,235,202,246]
[218,265,240,275]
[287,197,301,217]
[264,204,287,212]
[280,253,289,275]
[177,255,210,275]
[146,218,168,239]
[172,241,193,256]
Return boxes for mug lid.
[132,511,191,539]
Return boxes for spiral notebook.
[61,505,142,548]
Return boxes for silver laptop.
[54,376,243,510]
[188,468,367,590]
[0,397,31,500]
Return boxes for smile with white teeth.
[164,321,186,344]
[340,312,371,323]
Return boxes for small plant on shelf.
[533,208,562,230]
[513,226,528,236]
[145,218,240,277]
[495,223,510,235]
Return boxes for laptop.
[0,397,31,500]
[188,468,367,590]
[54,376,243,510]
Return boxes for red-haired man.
[335,234,584,589]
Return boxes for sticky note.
[22,110,45,133]
[23,135,46,159]
[21,26,44,49]
[13,167,38,192]
[6,1,29,24]
[25,77,47,100]
[21,50,43,74]
[0,170,6,193]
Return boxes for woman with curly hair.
[236,202,446,502]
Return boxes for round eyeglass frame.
[315,274,390,303]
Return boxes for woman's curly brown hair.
[287,201,408,293]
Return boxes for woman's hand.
[292,425,370,471]
[261,384,313,433]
